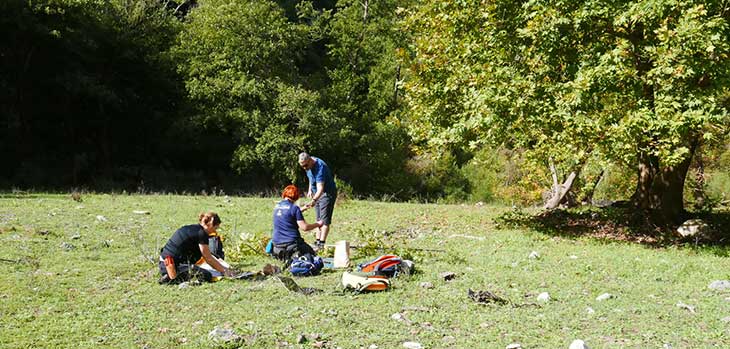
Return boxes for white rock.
[720,316,730,323]
[96,215,107,222]
[529,251,540,259]
[569,339,589,349]
[442,336,455,343]
[133,210,151,215]
[676,302,696,313]
[676,219,709,237]
[708,280,730,291]
[585,307,595,314]
[663,344,673,349]
[596,293,613,301]
[208,327,241,343]
[569,255,578,259]
[506,344,522,349]
[537,292,550,302]
[402,342,423,349]
[391,313,405,321]
[369,345,378,349]
[420,282,434,289]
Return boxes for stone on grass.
[676,219,709,238]
[208,327,241,343]
[296,334,306,344]
[596,293,613,301]
[569,339,589,349]
[439,272,456,281]
[71,233,81,240]
[369,345,378,349]
[569,255,578,259]
[420,282,434,289]
[675,302,696,313]
[442,336,455,343]
[708,280,730,291]
[60,242,75,251]
[96,215,107,222]
[391,313,405,322]
[537,292,550,302]
[721,316,730,323]
[529,251,540,259]
[133,210,151,215]
[586,307,595,314]
[506,344,522,349]
[402,341,423,349]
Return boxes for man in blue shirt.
[298,152,337,251]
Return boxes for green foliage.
[461,148,547,205]
[404,152,469,202]
[0,0,184,185]
[592,164,636,203]
[400,0,730,210]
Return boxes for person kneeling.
[158,212,234,284]
[271,185,323,263]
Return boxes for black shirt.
[161,224,209,264]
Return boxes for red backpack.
[358,254,402,277]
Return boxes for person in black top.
[158,212,233,284]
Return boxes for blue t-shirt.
[306,157,337,194]
[272,199,305,244]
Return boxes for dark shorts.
[315,192,336,225]
[158,260,213,283]
[272,238,315,263]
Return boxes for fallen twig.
[323,243,446,252]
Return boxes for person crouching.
[158,212,234,284]
[271,185,323,263]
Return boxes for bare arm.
[312,182,324,201]
[199,244,232,276]
[297,220,322,231]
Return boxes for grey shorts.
[315,192,336,225]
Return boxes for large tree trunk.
[632,141,697,223]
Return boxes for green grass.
[1,193,729,348]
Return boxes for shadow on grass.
[494,206,730,256]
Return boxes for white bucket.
[333,240,350,268]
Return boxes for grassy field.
[1,193,729,348]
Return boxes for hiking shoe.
[158,274,171,284]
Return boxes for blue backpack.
[289,254,324,277]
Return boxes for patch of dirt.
[495,206,730,247]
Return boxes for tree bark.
[544,159,579,210]
[632,141,697,223]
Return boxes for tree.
[174,0,340,183]
[401,0,730,221]
[0,0,183,186]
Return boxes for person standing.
[298,152,337,251]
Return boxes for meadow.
[1,193,729,348]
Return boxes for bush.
[405,152,469,202]
[462,148,545,206]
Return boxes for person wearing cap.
[298,152,337,251]
[271,184,323,262]
[158,212,234,284]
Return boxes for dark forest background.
[2,0,728,216]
